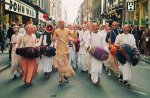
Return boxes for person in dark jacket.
[105,21,121,44]
[0,25,5,53]
[131,25,140,49]
[7,24,15,60]
[139,26,146,54]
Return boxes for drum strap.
[120,34,123,44]
[109,31,121,72]
[41,35,44,46]
[110,30,119,44]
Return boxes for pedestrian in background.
[7,24,16,60]
[131,25,139,49]
[34,26,42,40]
[19,24,26,35]
[141,28,150,59]
[147,27,150,54]
[139,26,145,54]
[0,25,5,53]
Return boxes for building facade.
[32,0,49,26]
[133,0,149,27]
[48,0,62,21]
[4,0,36,25]
[0,0,49,27]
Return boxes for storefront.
[38,11,46,27]
[0,3,2,24]
[130,0,148,27]
[5,0,36,25]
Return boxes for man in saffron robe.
[15,24,38,86]
[53,20,76,85]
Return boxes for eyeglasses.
[14,27,19,29]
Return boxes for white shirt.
[83,30,91,49]
[11,33,22,49]
[115,33,136,48]
[100,30,109,51]
[90,31,106,50]
[19,28,26,35]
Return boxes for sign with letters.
[5,0,36,18]
[127,2,135,11]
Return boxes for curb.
[141,58,150,64]
[0,64,11,73]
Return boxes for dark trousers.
[8,38,12,60]
[0,42,4,53]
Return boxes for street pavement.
[140,55,150,64]
[0,51,10,72]
[0,61,150,98]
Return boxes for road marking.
[136,66,150,70]
[132,83,140,88]
[130,90,148,96]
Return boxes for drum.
[40,46,56,57]
[116,44,140,66]
[16,47,39,59]
[87,46,109,60]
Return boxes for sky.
[62,0,84,24]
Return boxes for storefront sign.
[5,0,36,18]
[38,12,46,22]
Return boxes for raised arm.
[105,32,110,43]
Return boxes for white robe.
[78,30,91,71]
[115,33,136,80]
[36,35,53,73]
[89,32,106,83]
[100,30,110,68]
[10,33,22,75]
[69,41,76,68]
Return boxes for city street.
[0,52,10,71]
[0,0,150,98]
[0,61,150,98]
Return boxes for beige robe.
[10,33,22,75]
[53,28,76,77]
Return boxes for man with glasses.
[10,25,22,79]
[105,21,121,79]
[106,21,120,44]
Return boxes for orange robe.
[19,34,38,83]
[53,28,76,77]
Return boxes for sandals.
[64,76,69,81]
[59,80,63,86]
[124,81,130,86]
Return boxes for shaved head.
[92,23,98,33]
[123,24,130,34]
[25,24,35,34]
[58,19,65,29]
